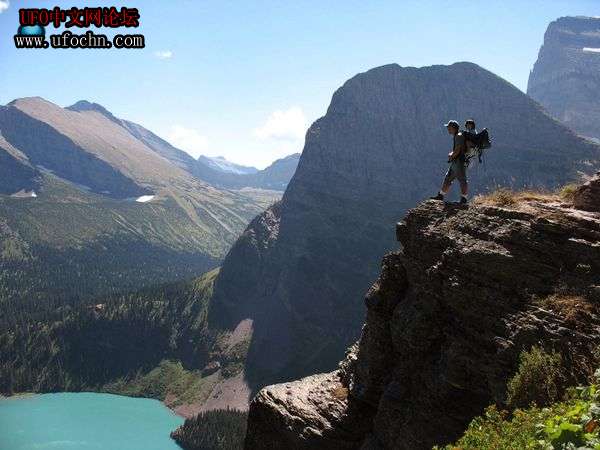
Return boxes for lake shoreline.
[2,389,199,419]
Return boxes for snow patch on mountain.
[135,195,155,203]
[198,155,258,175]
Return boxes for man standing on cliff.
[430,120,469,204]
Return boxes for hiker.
[465,118,477,134]
[431,120,470,204]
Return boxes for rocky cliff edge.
[245,175,600,449]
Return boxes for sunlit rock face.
[528,16,600,141]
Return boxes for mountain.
[0,97,270,302]
[528,16,600,141]
[245,182,600,449]
[68,100,200,175]
[192,153,300,191]
[208,62,600,396]
[68,100,298,192]
[198,156,259,175]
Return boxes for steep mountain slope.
[245,183,600,449]
[528,16,600,141]
[119,119,198,174]
[0,133,40,194]
[0,268,220,393]
[208,62,600,394]
[0,97,269,302]
[192,153,300,191]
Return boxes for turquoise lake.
[0,392,184,450]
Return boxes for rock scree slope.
[208,62,600,394]
[244,177,600,449]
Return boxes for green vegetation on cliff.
[440,373,600,450]
[105,360,220,408]
[439,345,600,450]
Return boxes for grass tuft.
[538,294,597,328]
[474,188,560,207]
[558,183,579,202]
[507,346,564,409]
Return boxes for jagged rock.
[246,197,600,449]
[244,372,373,450]
[528,16,600,140]
[574,172,600,212]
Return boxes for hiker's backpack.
[464,128,492,164]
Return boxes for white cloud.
[0,1,9,13]
[154,50,173,60]
[254,106,307,141]
[165,125,208,158]
[583,47,600,53]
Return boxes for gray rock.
[528,16,600,140]
[246,197,600,449]
[574,172,600,212]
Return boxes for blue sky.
[0,0,598,168]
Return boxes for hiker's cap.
[465,119,476,126]
[444,120,460,128]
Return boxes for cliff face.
[209,62,600,392]
[245,183,600,449]
[528,16,600,141]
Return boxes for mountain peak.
[68,100,107,112]
[67,100,122,125]
[7,96,55,109]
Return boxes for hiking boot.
[430,193,444,201]
[460,196,468,204]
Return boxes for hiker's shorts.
[444,159,468,185]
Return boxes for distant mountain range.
[198,155,259,175]
[192,153,301,191]
[528,16,600,141]
[0,97,295,302]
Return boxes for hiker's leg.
[441,180,452,194]
[441,164,456,194]
[457,163,468,199]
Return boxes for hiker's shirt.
[452,133,467,164]
[444,134,469,184]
